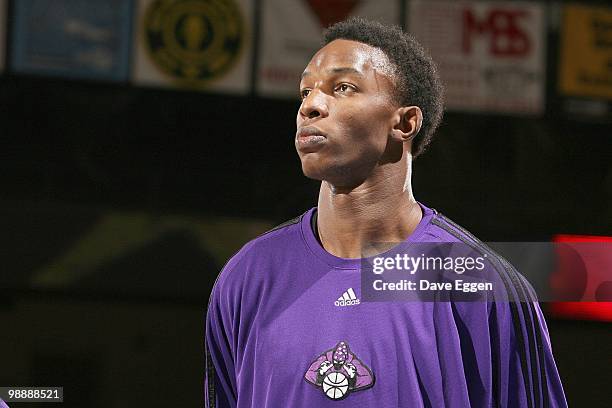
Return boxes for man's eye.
[300,89,311,99]
[336,84,354,93]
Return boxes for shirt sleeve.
[204,269,238,408]
[491,267,568,408]
[522,282,568,408]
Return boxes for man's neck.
[315,169,422,259]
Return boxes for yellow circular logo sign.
[143,0,245,85]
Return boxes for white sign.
[258,0,399,98]
[132,0,253,94]
[408,0,545,114]
[0,0,6,72]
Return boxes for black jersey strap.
[311,208,322,245]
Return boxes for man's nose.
[299,90,329,120]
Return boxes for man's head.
[295,17,444,187]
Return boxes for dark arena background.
[1,0,611,407]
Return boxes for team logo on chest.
[304,341,375,400]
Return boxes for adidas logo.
[334,288,360,307]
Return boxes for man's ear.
[390,106,423,142]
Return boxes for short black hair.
[323,17,444,158]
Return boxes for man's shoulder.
[211,210,308,291]
[236,211,306,260]
[421,208,484,245]
[427,210,537,302]
[425,211,479,241]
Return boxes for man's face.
[296,39,399,187]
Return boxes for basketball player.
[205,18,567,407]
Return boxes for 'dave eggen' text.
[372,279,493,293]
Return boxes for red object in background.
[548,302,612,322]
[305,0,359,28]
[549,234,612,322]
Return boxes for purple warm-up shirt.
[205,204,567,407]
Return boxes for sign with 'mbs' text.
[257,0,399,98]
[132,0,253,94]
[559,4,612,100]
[408,0,545,115]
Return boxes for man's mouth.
[296,126,328,151]
[298,135,326,144]
[296,126,328,140]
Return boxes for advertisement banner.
[0,0,6,72]
[257,0,399,98]
[559,4,612,100]
[10,0,133,81]
[132,0,253,94]
[408,0,545,115]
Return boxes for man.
[205,18,566,407]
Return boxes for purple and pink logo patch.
[304,341,375,400]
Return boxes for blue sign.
[11,0,133,81]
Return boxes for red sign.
[462,8,531,56]
[549,234,612,322]
[305,0,360,27]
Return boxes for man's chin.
[300,163,325,181]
